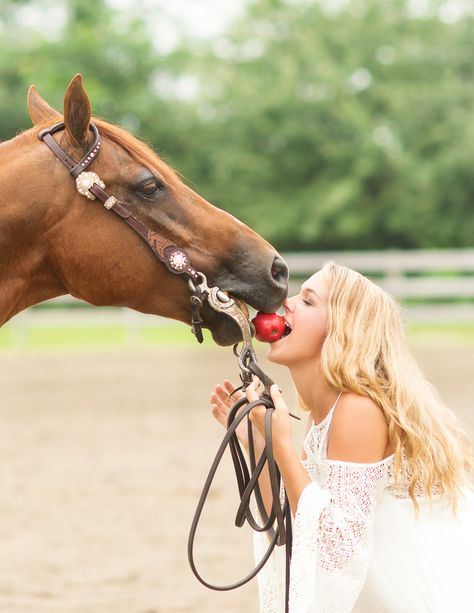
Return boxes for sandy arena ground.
[0,343,473,613]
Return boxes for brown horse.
[0,75,288,345]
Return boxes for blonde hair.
[319,260,473,512]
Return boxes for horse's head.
[25,75,288,345]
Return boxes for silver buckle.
[75,171,105,200]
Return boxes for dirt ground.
[0,343,473,613]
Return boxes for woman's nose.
[283,297,295,313]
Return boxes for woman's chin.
[266,337,288,365]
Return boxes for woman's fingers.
[214,380,243,407]
[214,384,231,408]
[270,384,288,412]
[247,377,267,434]
[210,391,224,411]
[210,385,228,424]
[212,377,269,429]
[211,402,227,428]
[212,378,259,411]
[223,379,244,401]
[246,376,261,403]
[210,380,243,428]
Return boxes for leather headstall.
[38,121,201,282]
[38,121,205,341]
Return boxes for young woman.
[210,261,474,613]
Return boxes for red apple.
[251,311,287,343]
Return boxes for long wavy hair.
[319,260,473,511]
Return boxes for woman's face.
[267,269,329,367]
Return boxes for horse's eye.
[141,178,164,197]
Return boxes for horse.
[0,75,288,345]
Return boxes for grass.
[0,321,214,351]
[406,322,474,346]
[1,319,474,352]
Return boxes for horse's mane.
[27,116,188,198]
[92,117,187,197]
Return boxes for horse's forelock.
[24,116,188,200]
[92,118,188,198]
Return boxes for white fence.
[10,249,474,329]
[284,249,474,323]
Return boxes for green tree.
[0,0,179,146]
[157,0,474,249]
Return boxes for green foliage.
[167,0,474,250]
[0,0,175,142]
[0,320,213,349]
[1,0,473,250]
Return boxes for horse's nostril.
[271,256,289,287]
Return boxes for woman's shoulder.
[327,392,389,464]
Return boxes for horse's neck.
[0,252,66,326]
[0,137,66,326]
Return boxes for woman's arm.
[248,380,391,612]
[246,379,310,516]
[326,392,389,462]
[247,380,389,515]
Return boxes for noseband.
[38,121,294,611]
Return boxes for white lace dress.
[254,399,474,613]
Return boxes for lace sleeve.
[253,523,287,613]
[253,477,331,613]
[289,461,388,613]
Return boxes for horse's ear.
[27,85,62,125]
[63,74,91,146]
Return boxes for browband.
[39,122,101,178]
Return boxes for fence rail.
[284,249,474,274]
[286,249,474,308]
[12,249,474,327]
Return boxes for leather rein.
[38,121,293,611]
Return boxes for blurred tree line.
[1,0,473,250]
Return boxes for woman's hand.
[210,379,262,451]
[246,377,293,458]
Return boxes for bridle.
[38,121,210,340]
[38,121,294,611]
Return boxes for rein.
[187,365,293,610]
[38,121,294,610]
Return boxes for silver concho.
[168,249,189,272]
[75,171,105,200]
